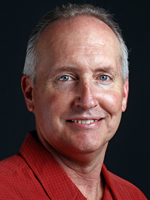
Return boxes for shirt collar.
[19,131,86,200]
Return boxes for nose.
[74,80,98,110]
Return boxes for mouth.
[67,119,101,125]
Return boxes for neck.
[45,142,108,200]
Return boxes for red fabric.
[102,165,147,200]
[0,131,147,199]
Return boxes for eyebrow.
[93,66,116,74]
[51,66,79,75]
[50,65,116,76]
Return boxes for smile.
[68,119,100,124]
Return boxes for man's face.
[23,16,128,160]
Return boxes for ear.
[122,77,129,112]
[21,75,34,112]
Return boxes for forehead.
[35,15,121,72]
[37,15,120,49]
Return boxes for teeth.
[72,119,98,124]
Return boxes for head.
[22,4,129,163]
[23,4,128,85]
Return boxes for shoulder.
[0,154,46,199]
[0,154,30,184]
[102,165,147,199]
[0,154,26,175]
[0,154,32,194]
[108,170,138,188]
[0,155,24,197]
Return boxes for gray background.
[1,0,149,198]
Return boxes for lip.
[66,116,101,121]
[67,119,100,123]
[66,118,103,129]
[67,117,100,120]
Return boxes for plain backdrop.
[1,0,150,198]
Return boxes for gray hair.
[23,4,129,84]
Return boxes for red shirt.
[0,131,147,199]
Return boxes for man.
[0,4,147,200]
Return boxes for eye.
[99,75,110,81]
[59,75,73,81]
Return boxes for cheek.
[99,91,123,141]
[41,90,72,117]
[99,90,123,115]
